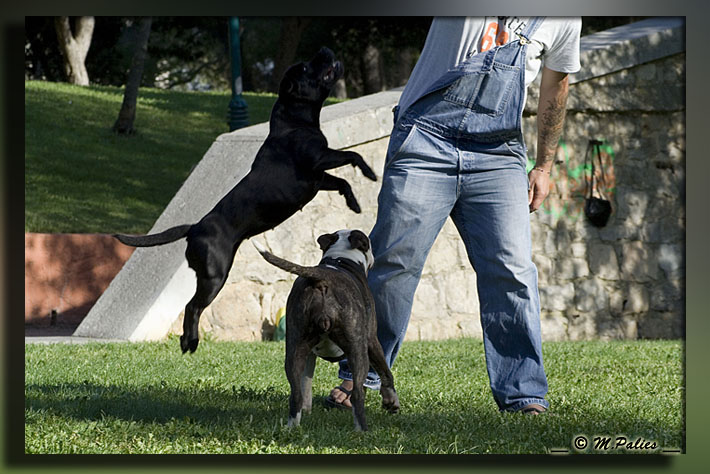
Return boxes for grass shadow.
[24,339,684,456]
[24,380,679,461]
[26,382,283,429]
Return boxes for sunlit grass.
[25,338,684,454]
[25,80,340,234]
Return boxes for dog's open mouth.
[323,66,335,82]
[322,61,342,83]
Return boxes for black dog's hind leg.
[314,150,377,181]
[180,235,237,353]
[181,273,227,353]
[320,173,362,213]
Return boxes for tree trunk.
[268,17,311,93]
[54,16,94,86]
[113,17,152,135]
[361,43,384,95]
[332,78,348,99]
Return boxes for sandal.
[323,385,352,410]
[519,403,547,415]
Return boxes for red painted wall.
[25,234,134,326]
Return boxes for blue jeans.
[338,121,549,412]
[339,20,549,411]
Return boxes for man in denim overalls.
[328,17,581,414]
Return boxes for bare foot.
[329,380,354,408]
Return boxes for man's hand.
[528,168,551,212]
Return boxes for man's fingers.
[528,172,551,213]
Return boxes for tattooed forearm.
[536,69,569,168]
[538,96,566,163]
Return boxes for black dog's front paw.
[345,194,362,213]
[346,151,376,181]
[358,161,377,181]
[180,334,199,353]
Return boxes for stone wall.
[523,52,685,340]
[166,19,685,343]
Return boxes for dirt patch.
[25,233,134,332]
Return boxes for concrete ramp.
[74,89,402,341]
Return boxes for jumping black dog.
[115,48,376,354]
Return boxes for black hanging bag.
[583,139,612,227]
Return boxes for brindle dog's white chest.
[312,334,344,359]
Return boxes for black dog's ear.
[279,75,295,97]
[317,232,339,252]
[348,230,370,253]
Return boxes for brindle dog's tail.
[114,224,192,248]
[253,240,334,331]
[252,240,330,281]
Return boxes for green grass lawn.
[25,338,684,454]
[24,80,341,234]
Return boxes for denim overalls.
[394,16,543,147]
[339,18,549,412]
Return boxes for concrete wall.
[78,18,685,342]
[75,89,401,341]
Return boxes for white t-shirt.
[398,17,582,116]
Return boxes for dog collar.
[319,257,367,280]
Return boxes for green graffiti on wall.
[527,140,616,220]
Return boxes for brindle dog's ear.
[348,230,370,253]
[317,232,339,252]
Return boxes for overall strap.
[517,17,544,44]
[481,17,542,73]
[480,48,498,73]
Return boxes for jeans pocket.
[384,122,418,170]
[503,138,527,161]
[443,73,484,108]
[474,64,519,115]
[443,63,519,116]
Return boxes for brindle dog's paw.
[180,334,199,354]
[381,389,400,414]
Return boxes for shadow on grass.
[25,379,680,462]
[26,382,282,428]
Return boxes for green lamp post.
[227,17,249,131]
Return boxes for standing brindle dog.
[253,230,400,431]
[115,48,376,354]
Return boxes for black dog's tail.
[114,224,193,248]
[252,240,330,281]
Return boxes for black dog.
[115,48,376,354]
[254,230,399,431]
